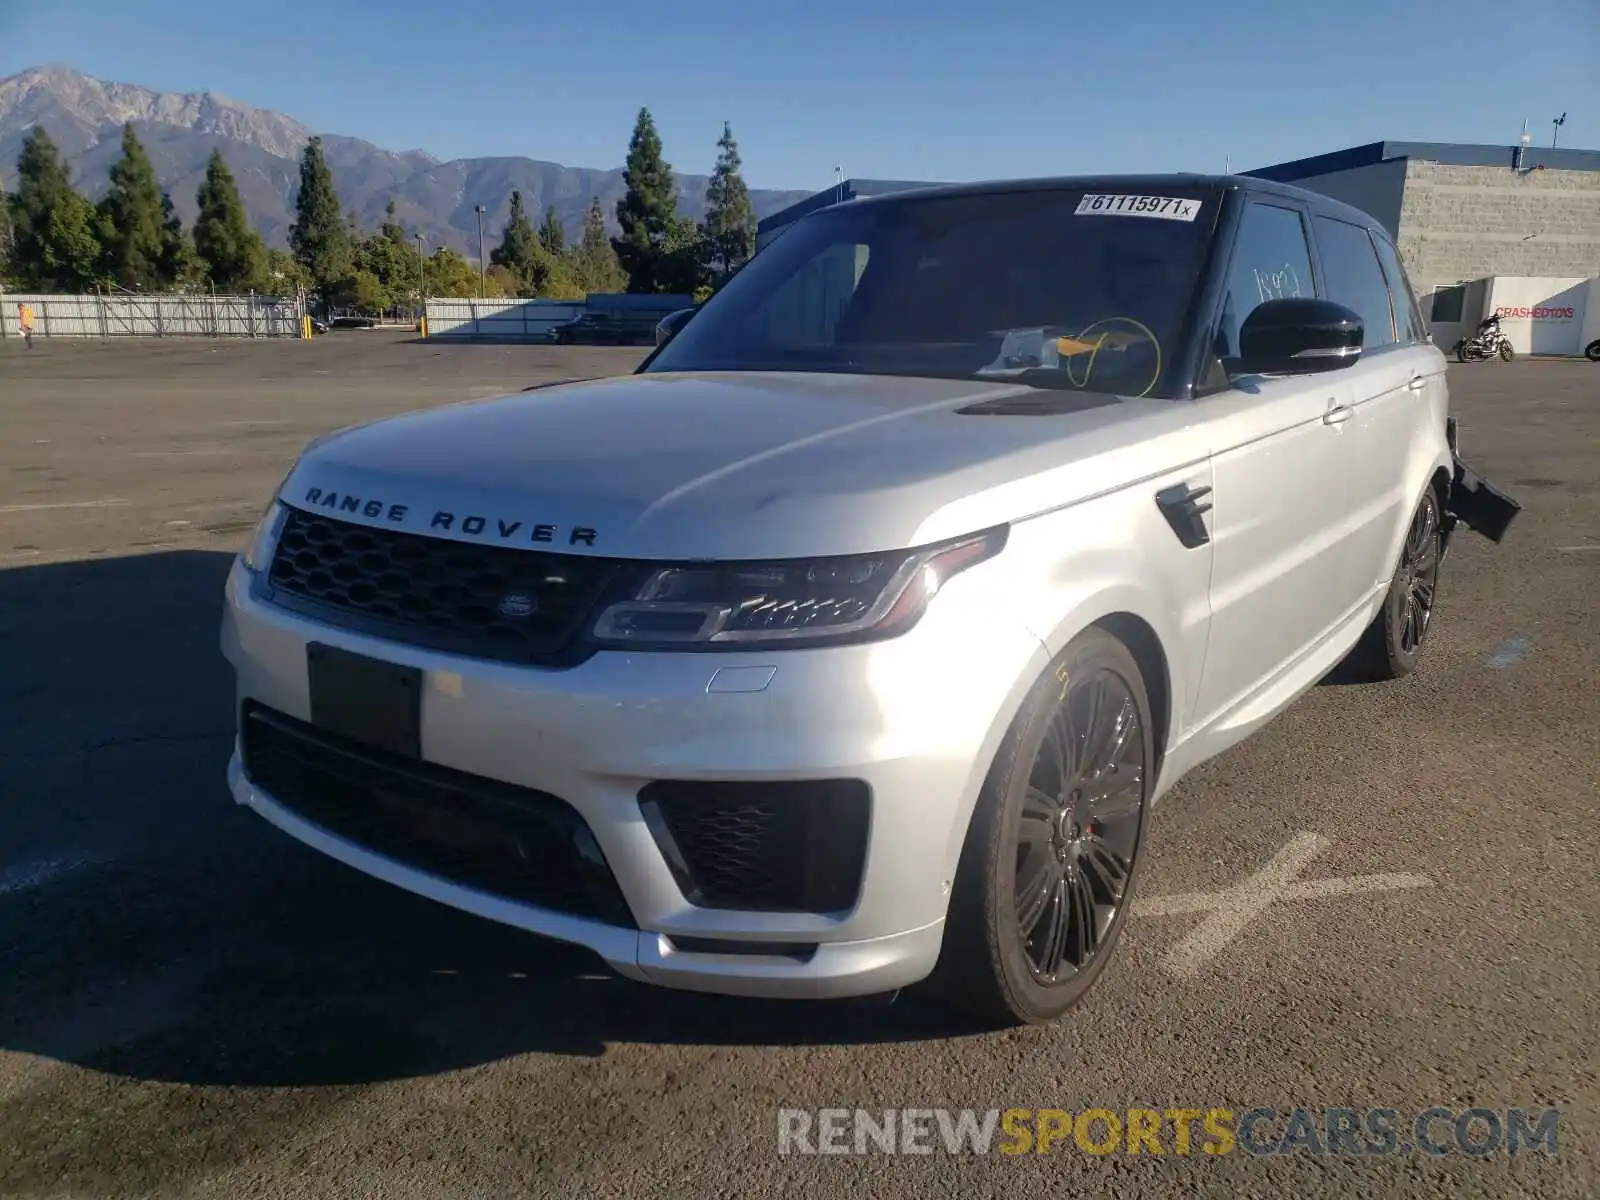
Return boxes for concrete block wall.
[1397,161,1600,297]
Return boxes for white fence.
[424,298,585,340]
[0,291,306,339]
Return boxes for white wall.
[0,291,304,338]
[424,297,585,339]
[1482,276,1594,355]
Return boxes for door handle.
[1322,405,1353,426]
[1406,375,1428,392]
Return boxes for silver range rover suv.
[222,175,1520,1025]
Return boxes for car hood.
[281,371,1188,559]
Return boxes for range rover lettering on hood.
[299,486,598,547]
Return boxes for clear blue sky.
[2,0,1596,190]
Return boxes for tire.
[928,627,1155,1026]
[1585,339,1600,363]
[1344,486,1444,681]
[1498,341,1515,362]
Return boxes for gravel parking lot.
[1,334,1596,1198]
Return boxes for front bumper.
[220,558,1048,999]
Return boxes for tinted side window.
[1215,202,1314,360]
[1313,216,1397,350]
[1371,234,1429,344]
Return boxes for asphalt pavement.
[1,334,1596,1199]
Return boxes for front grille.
[264,506,619,665]
[241,703,635,926]
[638,779,871,913]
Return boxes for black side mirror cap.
[1238,297,1364,375]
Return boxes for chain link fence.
[1,290,307,339]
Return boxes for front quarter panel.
[932,451,1217,835]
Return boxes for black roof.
[777,173,1390,236]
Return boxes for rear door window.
[1312,216,1398,350]
[1370,233,1430,345]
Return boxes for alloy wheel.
[1013,669,1146,984]
[1395,496,1440,655]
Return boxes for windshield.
[645,185,1220,399]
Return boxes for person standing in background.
[16,302,34,349]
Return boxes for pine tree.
[702,122,757,278]
[572,197,626,294]
[194,150,265,291]
[99,123,169,289]
[612,108,678,293]
[539,205,566,255]
[490,190,549,295]
[289,136,353,293]
[8,127,103,291]
[158,193,198,288]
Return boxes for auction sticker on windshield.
[1075,194,1202,221]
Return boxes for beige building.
[1247,140,1600,350]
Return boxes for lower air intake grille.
[241,703,635,926]
[638,779,871,913]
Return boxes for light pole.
[1552,113,1567,148]
[414,231,426,312]
[475,205,488,299]
[414,232,427,333]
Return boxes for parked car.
[223,174,1519,1025]
[549,312,654,346]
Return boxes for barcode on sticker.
[1075,194,1202,221]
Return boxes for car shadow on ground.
[0,550,985,1092]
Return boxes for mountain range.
[0,66,813,256]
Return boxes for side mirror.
[655,306,696,347]
[1238,298,1364,375]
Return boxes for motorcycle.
[1453,314,1515,363]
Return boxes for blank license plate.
[306,642,422,757]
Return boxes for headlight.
[242,500,287,573]
[591,526,1007,649]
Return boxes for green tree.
[7,128,103,291]
[289,136,353,295]
[333,268,389,312]
[612,108,678,292]
[158,193,199,289]
[40,194,105,290]
[193,150,265,290]
[490,190,536,288]
[490,190,555,296]
[422,247,488,298]
[570,197,626,294]
[702,122,757,278]
[0,185,14,280]
[380,199,408,246]
[263,248,310,296]
[98,123,169,289]
[658,215,709,295]
[539,205,566,255]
